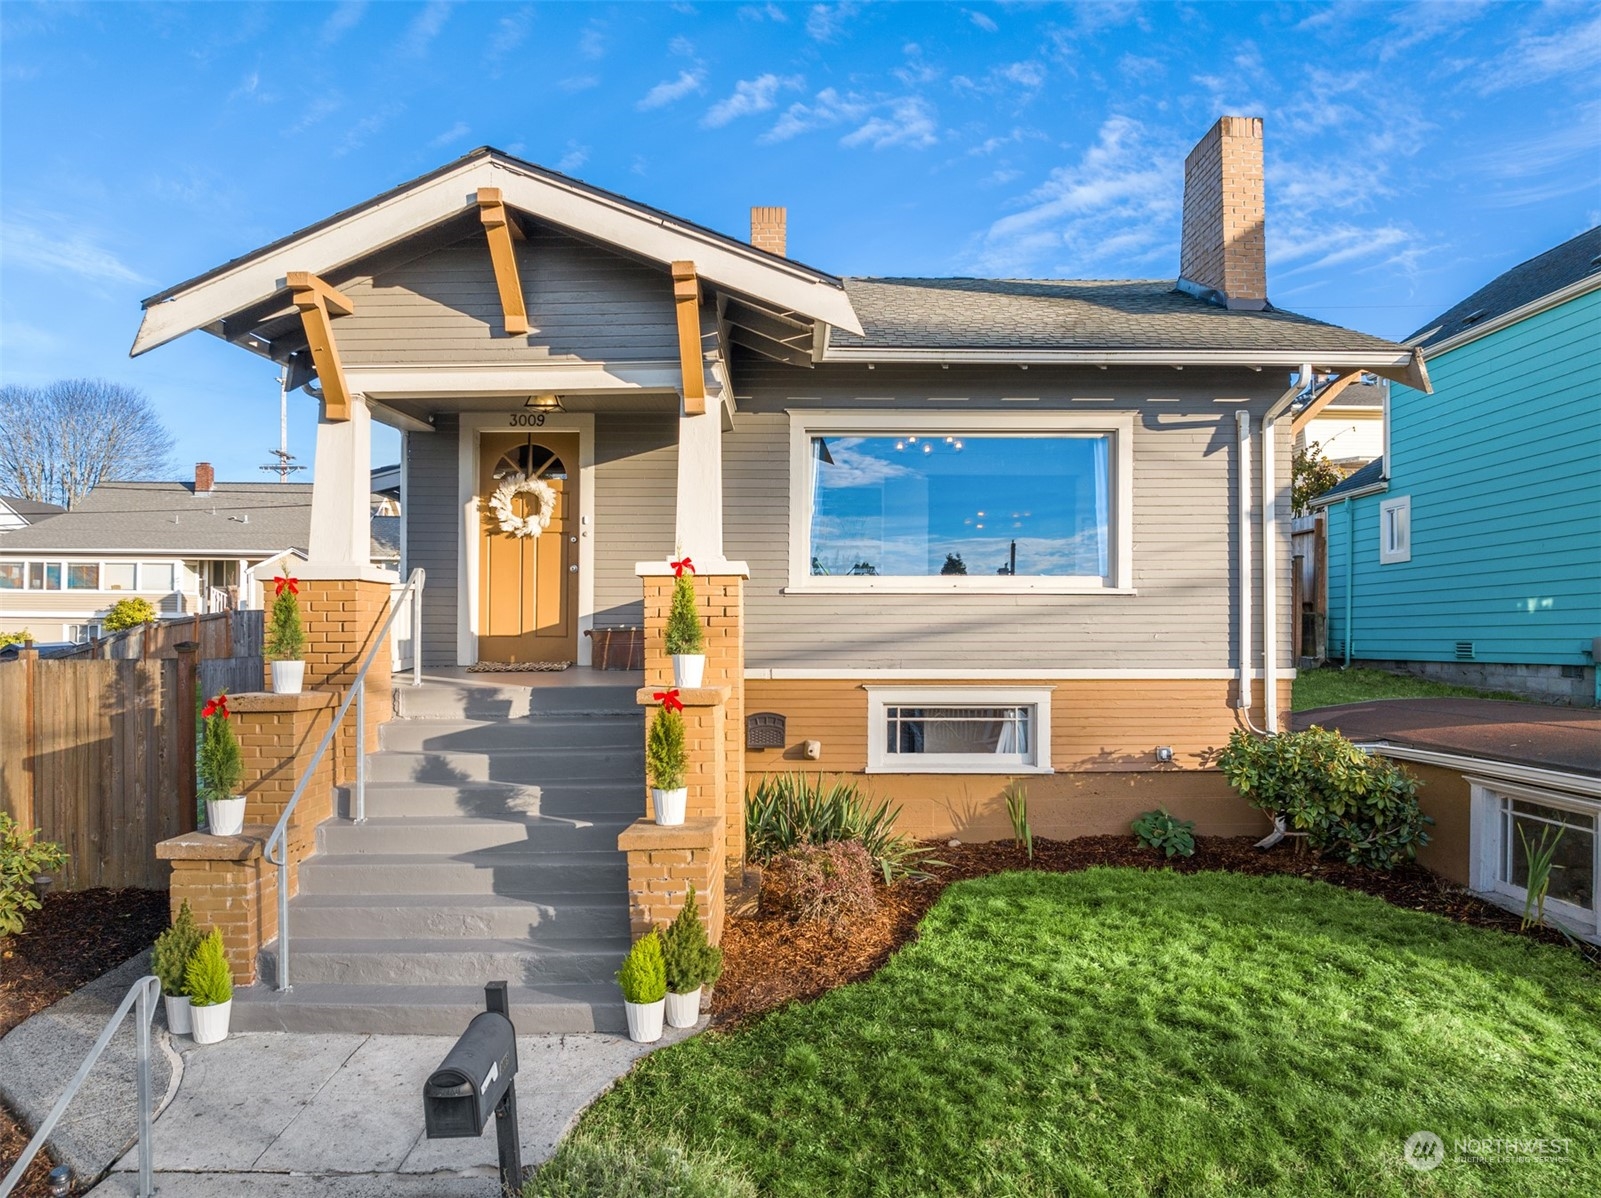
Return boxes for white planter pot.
[189,999,232,1045]
[164,994,192,1036]
[624,998,665,1043]
[652,787,687,827]
[271,660,305,695]
[665,987,702,1029]
[206,796,246,837]
[672,654,706,688]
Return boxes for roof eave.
[1410,272,1601,362]
[817,345,1424,371]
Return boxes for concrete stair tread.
[272,936,631,955]
[230,981,627,1033]
[288,892,626,910]
[336,814,635,828]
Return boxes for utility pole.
[260,371,306,482]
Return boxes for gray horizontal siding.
[337,222,678,365]
[405,415,460,667]
[594,413,678,628]
[726,361,1292,673]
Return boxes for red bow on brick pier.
[201,693,231,720]
[653,688,684,713]
[670,557,694,577]
[273,576,299,597]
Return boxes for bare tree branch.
[0,379,175,508]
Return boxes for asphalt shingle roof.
[1409,226,1601,349]
[0,482,313,554]
[0,496,66,523]
[832,278,1410,355]
[1312,456,1386,505]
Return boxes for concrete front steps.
[232,676,644,1035]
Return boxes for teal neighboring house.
[1312,226,1601,706]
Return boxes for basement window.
[1471,780,1600,940]
[866,687,1053,774]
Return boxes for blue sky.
[2,0,1597,483]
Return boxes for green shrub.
[198,698,243,803]
[0,814,68,956]
[760,841,878,929]
[1132,808,1196,858]
[0,630,34,649]
[1217,727,1431,870]
[661,885,723,995]
[664,573,704,656]
[523,1133,756,1198]
[184,930,233,1007]
[103,597,159,632]
[265,580,305,660]
[1004,782,1033,861]
[646,707,687,791]
[745,773,935,882]
[152,899,203,998]
[617,931,667,1005]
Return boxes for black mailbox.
[423,1010,518,1138]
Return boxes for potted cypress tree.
[151,899,203,1035]
[646,702,688,826]
[616,930,667,1043]
[184,929,233,1045]
[266,575,305,694]
[665,568,706,687]
[661,885,722,1028]
[199,694,246,836]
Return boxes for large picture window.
[789,413,1133,593]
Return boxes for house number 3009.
[508,413,547,427]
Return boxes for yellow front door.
[477,432,580,664]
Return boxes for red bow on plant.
[653,688,684,713]
[201,693,231,720]
[670,557,694,577]
[273,576,299,597]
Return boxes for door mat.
[467,660,573,673]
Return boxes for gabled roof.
[830,279,1413,360]
[1409,225,1601,351]
[0,496,66,523]
[132,146,863,358]
[1309,456,1386,507]
[0,482,314,555]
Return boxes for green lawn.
[556,870,1601,1198]
[1293,666,1527,712]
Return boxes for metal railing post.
[355,682,367,824]
[136,980,154,1195]
[412,576,424,687]
[276,847,290,991]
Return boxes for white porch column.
[305,394,384,578]
[674,390,725,566]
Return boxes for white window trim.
[786,410,1136,595]
[1468,777,1600,940]
[1378,495,1410,564]
[63,622,101,644]
[865,685,1054,775]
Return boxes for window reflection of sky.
[810,435,1110,578]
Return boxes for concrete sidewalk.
[89,1024,697,1196]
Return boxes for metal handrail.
[265,567,425,991]
[0,975,161,1198]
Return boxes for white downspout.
[1235,410,1260,730]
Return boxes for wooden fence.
[50,609,263,668]
[1291,512,1328,664]
[1,617,265,891]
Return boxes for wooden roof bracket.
[286,271,355,422]
[1290,370,1365,436]
[671,260,707,416]
[476,187,529,336]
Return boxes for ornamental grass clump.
[646,706,687,792]
[662,886,723,995]
[760,841,878,930]
[664,573,704,657]
[617,931,667,1005]
[184,930,233,1008]
[265,578,305,660]
[151,899,203,998]
[745,773,935,882]
[197,696,243,803]
[1218,726,1431,870]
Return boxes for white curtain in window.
[1092,437,1110,578]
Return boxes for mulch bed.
[710,835,1597,1027]
[1,887,168,1196]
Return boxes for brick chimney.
[194,462,215,494]
[1177,116,1267,311]
[750,206,787,257]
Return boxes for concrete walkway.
[88,1024,695,1196]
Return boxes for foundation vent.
[747,712,786,750]
[1455,641,1476,661]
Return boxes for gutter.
[818,344,1423,371]
[1408,272,1601,359]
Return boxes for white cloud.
[579,23,606,60]
[760,87,870,143]
[429,121,471,148]
[638,69,706,111]
[841,97,939,150]
[968,9,998,33]
[333,101,406,157]
[669,35,695,57]
[1479,8,1601,92]
[556,143,589,173]
[0,216,150,285]
[558,75,600,92]
[703,74,802,128]
[321,0,367,47]
[285,93,343,136]
[487,7,533,67]
[806,3,858,43]
[738,3,789,21]
[399,1,452,58]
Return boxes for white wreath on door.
[487,472,557,538]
